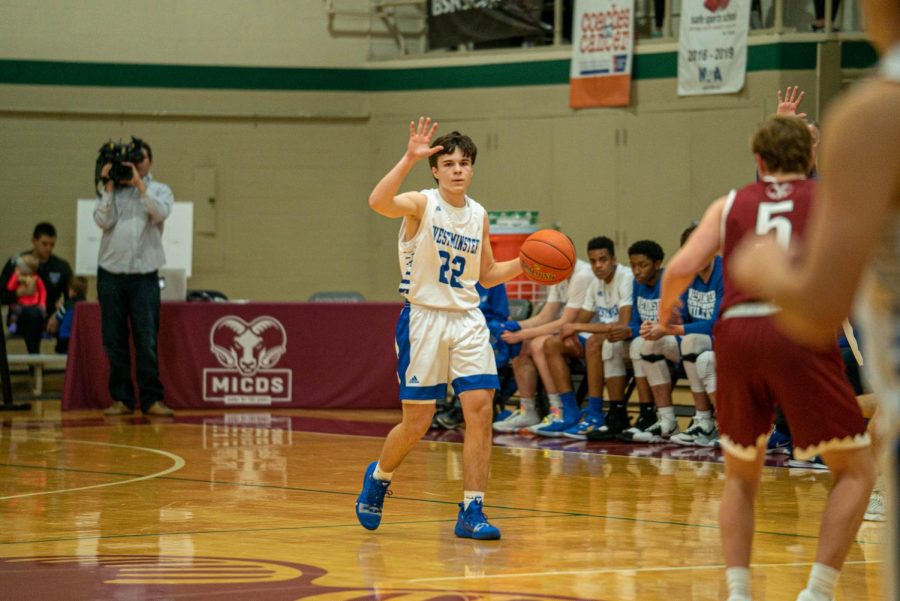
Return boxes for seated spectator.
[667,225,725,446]
[495,249,595,433]
[0,222,72,354]
[617,239,668,442]
[542,236,634,439]
[51,276,88,355]
[6,254,46,319]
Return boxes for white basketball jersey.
[398,189,485,310]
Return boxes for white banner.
[678,0,751,96]
[570,0,634,108]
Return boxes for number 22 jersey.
[398,188,486,311]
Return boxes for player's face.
[588,248,616,281]
[630,254,660,285]
[431,148,473,194]
[31,235,55,262]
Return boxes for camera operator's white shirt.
[93,173,174,274]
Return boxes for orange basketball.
[519,229,576,285]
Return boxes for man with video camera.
[94,137,174,417]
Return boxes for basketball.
[519,229,576,285]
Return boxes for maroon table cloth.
[62,302,403,410]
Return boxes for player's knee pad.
[696,351,717,394]
[638,338,671,386]
[643,335,680,361]
[680,334,712,363]
[602,340,626,378]
[629,337,644,361]
[641,356,672,386]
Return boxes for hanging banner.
[569,0,634,109]
[678,0,751,96]
[427,0,544,49]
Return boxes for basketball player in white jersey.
[732,2,900,597]
[355,117,522,540]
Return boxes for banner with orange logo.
[678,0,751,95]
[569,0,633,109]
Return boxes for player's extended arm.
[660,197,725,329]
[479,216,523,288]
[368,117,443,219]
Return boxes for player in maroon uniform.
[658,116,875,601]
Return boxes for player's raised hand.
[776,86,807,119]
[405,117,443,161]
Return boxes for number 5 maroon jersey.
[720,177,816,313]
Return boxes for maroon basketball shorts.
[714,314,869,460]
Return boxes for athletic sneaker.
[864,491,885,522]
[628,418,679,443]
[525,407,561,433]
[562,412,605,440]
[355,461,391,531]
[533,407,579,437]
[435,406,464,429]
[492,409,540,433]
[586,411,631,441]
[454,499,501,540]
[787,455,829,470]
[766,427,793,455]
[670,417,718,446]
[617,410,658,442]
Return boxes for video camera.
[95,136,145,189]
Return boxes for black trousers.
[97,267,164,411]
[14,306,46,354]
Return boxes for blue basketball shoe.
[766,427,793,455]
[534,409,582,438]
[355,461,391,530]
[454,499,501,540]
[562,411,605,440]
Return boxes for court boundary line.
[403,559,884,584]
[0,438,185,501]
[0,459,880,547]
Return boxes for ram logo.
[210,316,287,375]
[203,316,292,405]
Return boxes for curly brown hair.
[752,116,813,175]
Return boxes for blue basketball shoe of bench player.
[454,499,501,540]
[355,461,391,530]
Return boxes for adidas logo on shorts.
[409,376,419,384]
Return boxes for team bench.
[6,354,67,395]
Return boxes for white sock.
[464,491,485,510]
[658,406,676,424]
[373,463,393,481]
[801,563,839,600]
[726,566,751,600]
[695,409,712,420]
[547,393,561,410]
[519,397,536,416]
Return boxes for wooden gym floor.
[0,389,887,600]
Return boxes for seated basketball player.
[355,117,523,540]
[614,240,675,442]
[493,252,595,433]
[666,224,725,447]
[540,236,634,439]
